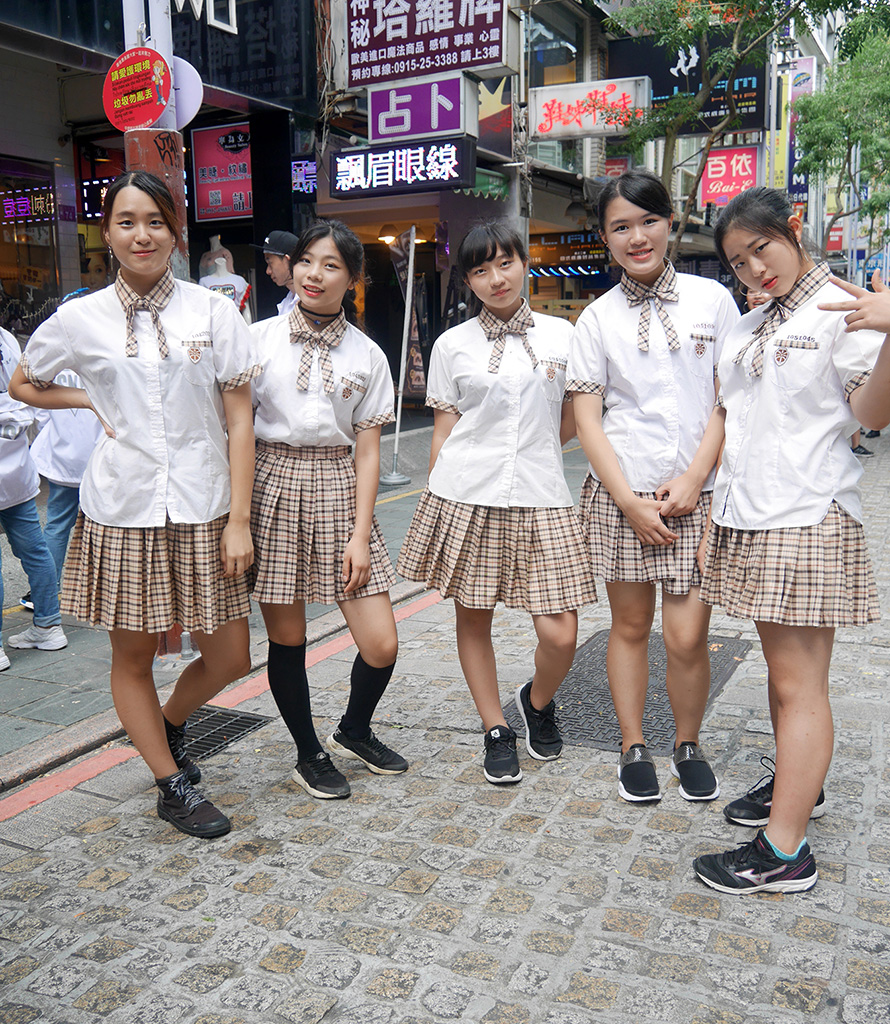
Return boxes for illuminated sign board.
[529,233,608,267]
[698,145,760,207]
[368,73,478,142]
[191,122,253,222]
[330,136,476,198]
[0,188,56,223]
[291,160,318,194]
[81,177,116,220]
[530,77,651,139]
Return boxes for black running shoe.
[515,681,563,760]
[693,829,818,895]
[618,744,661,802]
[19,592,34,612]
[327,729,409,774]
[483,725,522,784]
[293,751,351,799]
[164,716,201,784]
[723,756,826,827]
[853,444,874,456]
[156,770,231,838]
[865,429,881,439]
[670,741,719,801]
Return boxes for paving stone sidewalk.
[1,432,889,1022]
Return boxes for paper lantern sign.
[103,48,172,131]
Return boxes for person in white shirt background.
[10,171,260,841]
[569,170,739,806]
[0,326,67,669]
[398,223,597,786]
[253,230,299,317]
[250,219,407,801]
[692,186,890,895]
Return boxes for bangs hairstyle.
[100,171,180,243]
[713,187,806,274]
[457,222,527,277]
[290,218,365,282]
[593,169,673,235]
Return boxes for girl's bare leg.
[661,587,712,746]
[604,581,657,751]
[454,600,504,730]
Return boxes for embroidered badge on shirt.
[695,342,706,358]
[341,386,352,400]
[188,348,202,363]
[775,348,789,365]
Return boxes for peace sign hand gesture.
[818,270,890,334]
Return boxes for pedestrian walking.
[693,186,890,894]
[398,223,596,785]
[568,169,739,804]
[249,219,406,800]
[9,171,260,840]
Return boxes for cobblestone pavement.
[1,430,889,1022]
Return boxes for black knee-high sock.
[267,640,323,761]
[337,653,396,739]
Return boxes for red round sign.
[103,47,172,131]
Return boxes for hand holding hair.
[818,271,890,334]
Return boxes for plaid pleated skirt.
[579,475,710,595]
[396,488,597,614]
[700,501,879,627]
[250,440,396,605]
[61,513,252,633]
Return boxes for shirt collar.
[769,262,831,314]
[287,303,348,347]
[477,299,535,341]
[114,267,175,312]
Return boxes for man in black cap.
[254,230,299,316]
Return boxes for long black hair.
[593,169,673,236]
[100,170,180,244]
[713,187,807,275]
[290,218,365,325]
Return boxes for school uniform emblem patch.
[775,348,789,365]
[546,367,556,381]
[341,386,352,400]
[695,341,706,358]
[188,348,202,364]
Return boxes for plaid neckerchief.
[733,263,831,377]
[478,300,538,373]
[114,268,175,359]
[289,304,348,394]
[619,262,680,352]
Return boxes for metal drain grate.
[132,706,274,760]
[505,630,752,756]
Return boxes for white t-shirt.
[426,311,574,509]
[714,277,885,530]
[199,272,249,307]
[30,370,104,486]
[277,290,297,317]
[21,282,260,528]
[0,328,39,511]
[568,272,740,492]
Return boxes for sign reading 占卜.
[529,78,651,139]
[368,74,479,143]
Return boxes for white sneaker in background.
[7,624,68,651]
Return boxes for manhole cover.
[505,630,751,756]
[131,706,273,760]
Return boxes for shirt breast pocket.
[338,375,366,409]
[181,340,215,387]
[689,333,717,380]
[538,360,567,403]
[768,338,822,392]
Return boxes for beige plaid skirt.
[61,513,251,633]
[397,488,597,614]
[579,475,710,595]
[250,440,396,605]
[700,501,879,627]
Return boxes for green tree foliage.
[793,31,890,251]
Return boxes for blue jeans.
[44,482,81,585]
[0,499,62,645]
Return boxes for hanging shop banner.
[330,136,476,199]
[530,78,650,139]
[368,74,478,143]
[389,230,427,400]
[191,123,253,222]
[698,145,760,207]
[787,56,815,211]
[347,0,518,87]
[103,48,172,131]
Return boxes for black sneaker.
[617,744,661,802]
[164,716,201,784]
[515,681,563,760]
[693,828,818,894]
[156,770,231,839]
[293,751,351,799]
[327,729,409,774]
[19,592,34,612]
[853,444,874,456]
[723,756,826,827]
[865,429,881,438]
[483,725,522,784]
[670,741,719,801]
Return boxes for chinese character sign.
[102,48,172,131]
[292,160,318,195]
[0,188,56,224]
[699,145,759,207]
[330,137,476,198]
[529,78,651,139]
[368,74,474,142]
[191,123,253,222]
[347,0,512,87]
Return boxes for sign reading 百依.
[699,145,759,207]
[347,0,517,86]
[529,77,650,139]
[368,74,478,143]
[330,137,476,198]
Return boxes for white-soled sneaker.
[7,625,68,651]
[0,647,10,671]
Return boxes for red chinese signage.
[699,145,759,207]
[190,123,253,222]
[529,78,650,139]
[103,48,171,131]
[604,156,630,177]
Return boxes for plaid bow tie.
[619,264,680,352]
[478,301,538,373]
[732,264,831,377]
[115,268,175,359]
[289,306,346,394]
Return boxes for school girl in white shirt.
[398,223,597,785]
[10,171,260,840]
[692,186,890,894]
[250,219,407,800]
[568,169,739,805]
